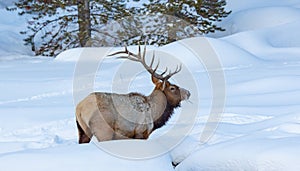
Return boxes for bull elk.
[75,45,190,143]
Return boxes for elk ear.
[161,80,170,91]
[162,81,166,90]
[151,75,161,85]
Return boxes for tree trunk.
[78,0,91,47]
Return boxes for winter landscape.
[1,0,300,170]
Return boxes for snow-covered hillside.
[1,0,300,170]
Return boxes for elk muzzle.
[180,88,191,101]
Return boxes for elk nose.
[186,91,191,99]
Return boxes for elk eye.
[170,86,176,91]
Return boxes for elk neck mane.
[153,101,180,130]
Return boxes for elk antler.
[108,45,182,81]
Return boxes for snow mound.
[212,0,300,38]
[176,137,300,171]
[223,21,300,61]
[57,37,262,70]
[227,7,300,34]
[0,143,173,171]
[55,48,84,62]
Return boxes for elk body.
[76,46,190,143]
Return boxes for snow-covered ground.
[1,0,300,170]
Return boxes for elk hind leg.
[76,120,91,144]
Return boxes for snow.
[0,144,173,171]
[1,0,300,170]
[176,138,300,171]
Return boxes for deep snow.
[1,0,300,170]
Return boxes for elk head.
[109,45,190,108]
[152,76,190,107]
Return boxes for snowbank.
[176,137,300,171]
[0,143,173,171]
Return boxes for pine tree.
[145,0,231,33]
[117,0,231,46]
[7,0,129,56]
[7,0,230,56]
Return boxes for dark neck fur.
[153,102,180,130]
